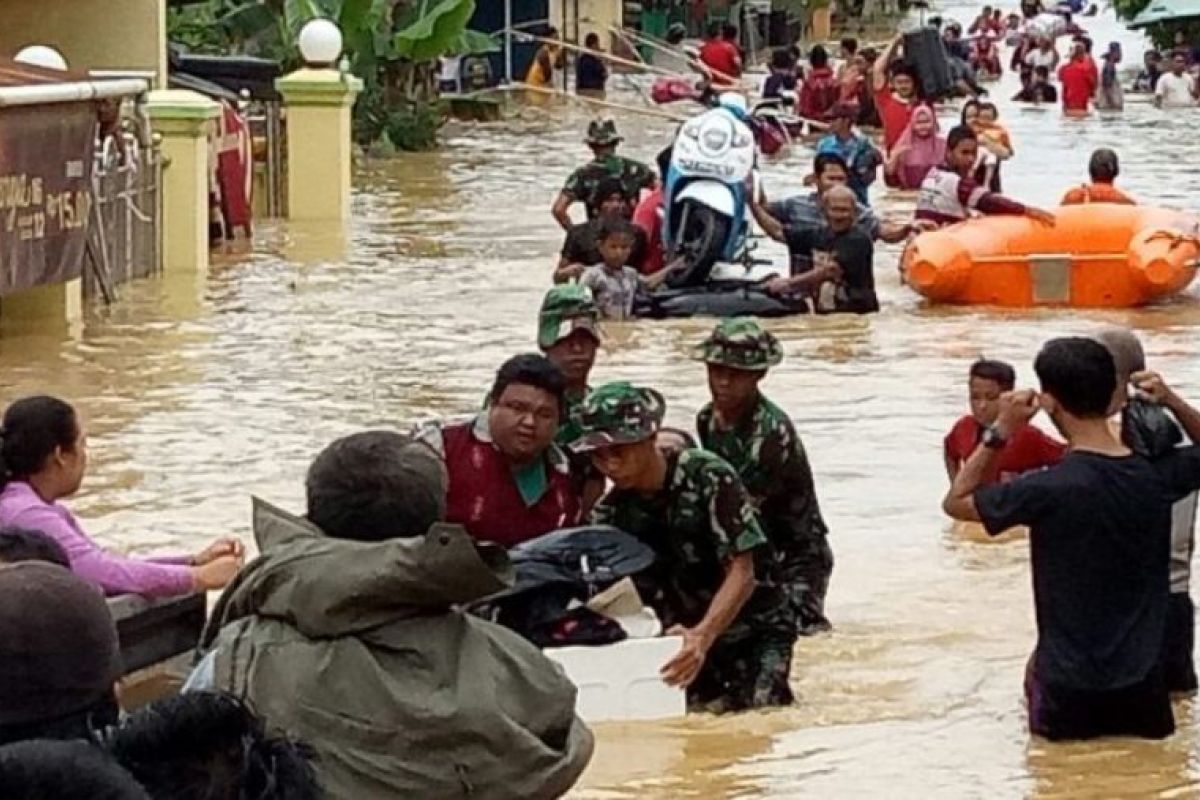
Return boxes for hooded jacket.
[199,499,594,800]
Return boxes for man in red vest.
[417,354,582,548]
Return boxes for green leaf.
[218,3,281,40]
[393,0,477,63]
[284,0,325,36]
[338,0,376,33]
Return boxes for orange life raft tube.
[902,205,1200,307]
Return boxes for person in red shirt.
[871,34,920,154]
[631,146,671,275]
[1059,40,1098,115]
[699,22,742,86]
[944,359,1066,486]
[799,44,840,120]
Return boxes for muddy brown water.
[4,4,1200,797]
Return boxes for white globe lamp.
[14,45,68,71]
[298,19,343,68]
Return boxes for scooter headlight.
[702,127,730,151]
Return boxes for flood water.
[4,2,1200,796]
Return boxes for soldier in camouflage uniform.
[571,382,796,712]
[537,284,601,447]
[551,119,656,232]
[694,318,834,636]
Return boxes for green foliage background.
[168,0,499,150]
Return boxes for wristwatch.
[981,424,1008,450]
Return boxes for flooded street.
[4,2,1200,795]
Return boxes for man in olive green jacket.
[196,432,593,800]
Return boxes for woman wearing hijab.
[884,105,946,190]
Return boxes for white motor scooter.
[663,93,780,288]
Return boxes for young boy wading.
[943,337,1200,740]
[570,382,796,712]
[693,318,834,634]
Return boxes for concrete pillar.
[275,68,363,221]
[0,279,83,335]
[145,90,219,278]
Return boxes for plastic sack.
[1122,397,1183,460]
[651,76,703,104]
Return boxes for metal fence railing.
[83,134,163,302]
[243,98,286,219]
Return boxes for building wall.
[552,0,623,49]
[0,0,166,83]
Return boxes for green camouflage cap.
[538,284,601,349]
[569,381,666,452]
[691,317,783,371]
[585,118,622,146]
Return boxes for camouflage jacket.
[697,394,829,558]
[590,449,789,639]
[557,388,589,448]
[562,156,655,215]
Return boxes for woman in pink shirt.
[0,396,243,597]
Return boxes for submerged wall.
[0,0,166,83]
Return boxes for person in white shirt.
[1024,35,1060,74]
[1155,53,1198,108]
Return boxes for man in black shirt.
[575,32,608,92]
[943,337,1200,741]
[555,177,647,278]
[1013,66,1059,103]
[750,185,879,314]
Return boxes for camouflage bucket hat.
[569,381,666,453]
[538,284,601,349]
[691,317,783,371]
[585,118,622,146]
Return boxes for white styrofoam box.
[544,636,686,723]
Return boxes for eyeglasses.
[497,398,559,425]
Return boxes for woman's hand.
[193,537,244,566]
[192,555,242,592]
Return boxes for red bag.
[651,76,703,104]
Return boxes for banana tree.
[169,0,498,148]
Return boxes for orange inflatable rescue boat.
[902,205,1200,307]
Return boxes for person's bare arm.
[640,257,684,290]
[1134,371,1200,443]
[749,195,787,242]
[943,390,1039,520]
[660,551,755,687]
[879,218,919,243]
[981,134,1013,160]
[943,442,999,520]
[552,192,574,231]
[885,145,909,176]
[873,35,902,92]
[553,261,586,283]
[945,449,961,482]
[764,263,840,296]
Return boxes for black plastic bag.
[1122,397,1183,460]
